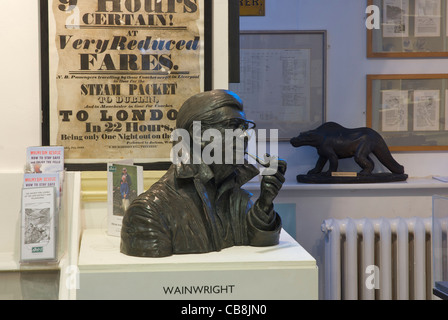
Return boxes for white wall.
[0,0,41,173]
[240,0,448,180]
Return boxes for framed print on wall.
[367,0,448,58]
[229,30,327,141]
[40,0,212,170]
[367,74,448,151]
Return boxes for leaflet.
[21,187,57,262]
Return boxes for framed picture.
[229,30,327,141]
[367,0,448,57]
[367,74,448,151]
[107,163,143,237]
[40,0,212,170]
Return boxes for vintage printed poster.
[381,90,408,132]
[48,0,204,163]
[414,0,441,37]
[382,0,409,38]
[413,89,440,131]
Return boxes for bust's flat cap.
[176,90,244,130]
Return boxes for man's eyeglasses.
[206,118,256,131]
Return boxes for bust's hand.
[256,157,287,212]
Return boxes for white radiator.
[321,217,434,300]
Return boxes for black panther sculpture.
[290,122,407,183]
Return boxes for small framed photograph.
[107,163,143,237]
[367,74,448,151]
[367,0,448,57]
[229,30,327,141]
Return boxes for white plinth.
[77,229,318,300]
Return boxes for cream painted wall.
[0,0,41,173]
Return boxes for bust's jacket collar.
[174,162,260,188]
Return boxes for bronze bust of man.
[120,90,286,257]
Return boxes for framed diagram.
[367,74,448,151]
[367,0,448,58]
[40,0,212,170]
[229,30,327,141]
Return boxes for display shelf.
[0,252,61,271]
[0,252,19,271]
[77,229,318,300]
[0,171,82,300]
[78,229,315,271]
[245,177,448,191]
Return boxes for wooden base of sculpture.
[297,172,408,184]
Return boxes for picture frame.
[367,74,448,151]
[229,30,327,141]
[40,0,213,171]
[107,162,143,237]
[367,0,448,58]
